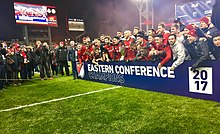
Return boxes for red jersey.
[112,43,122,61]
[155,44,172,66]
[124,37,135,60]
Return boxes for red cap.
[15,43,20,49]
[188,30,198,37]
[200,16,209,25]
[83,37,87,40]
[59,41,64,45]
[185,24,194,31]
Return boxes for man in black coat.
[35,41,52,80]
[186,30,210,72]
[56,41,69,76]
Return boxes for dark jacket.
[68,47,77,62]
[56,47,68,62]
[0,48,6,64]
[35,46,50,64]
[211,45,220,59]
[185,38,210,68]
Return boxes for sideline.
[0,86,121,113]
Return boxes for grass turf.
[0,76,220,133]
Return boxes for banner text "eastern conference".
[87,64,175,78]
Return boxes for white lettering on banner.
[188,67,213,95]
[88,72,125,84]
[191,3,199,8]
[88,64,114,73]
[204,10,212,15]
[135,66,141,76]
[206,0,212,4]
[180,5,185,11]
[88,64,175,79]
[193,12,198,17]
[146,66,153,76]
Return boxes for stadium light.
[131,0,154,31]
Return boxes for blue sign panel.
[80,60,220,102]
[175,0,215,23]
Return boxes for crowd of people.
[0,15,220,90]
[76,16,220,72]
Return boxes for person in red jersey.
[156,22,170,45]
[123,30,135,61]
[151,34,172,69]
[77,43,86,65]
[101,36,111,62]
[136,46,152,61]
[112,36,122,61]
[125,42,137,62]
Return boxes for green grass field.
[1,76,220,134]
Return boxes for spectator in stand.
[168,34,186,70]
[123,30,135,61]
[211,32,220,59]
[186,30,210,72]
[157,22,170,45]
[173,18,185,32]
[56,41,69,76]
[112,36,122,61]
[35,40,52,80]
[151,34,172,69]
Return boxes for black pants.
[71,61,78,79]
[51,64,58,76]
[0,64,5,89]
[20,63,27,80]
[59,61,69,76]
[39,62,51,78]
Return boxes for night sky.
[0,0,196,42]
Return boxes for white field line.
[0,86,121,113]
